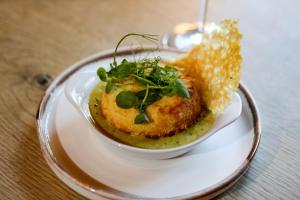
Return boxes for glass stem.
[198,0,208,33]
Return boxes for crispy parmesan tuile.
[170,19,242,114]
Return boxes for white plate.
[37,47,261,200]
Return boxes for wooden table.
[1,0,299,199]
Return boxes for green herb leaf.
[134,112,150,124]
[133,75,155,85]
[164,66,178,73]
[105,80,114,93]
[149,65,178,86]
[97,67,108,81]
[162,88,176,97]
[174,79,191,98]
[109,59,136,78]
[136,89,162,106]
[116,91,139,109]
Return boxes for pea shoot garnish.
[97,33,190,124]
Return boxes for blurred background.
[0,0,300,199]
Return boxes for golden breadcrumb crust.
[100,72,201,138]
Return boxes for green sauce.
[89,84,216,149]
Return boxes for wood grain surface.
[0,0,299,199]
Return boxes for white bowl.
[65,70,242,159]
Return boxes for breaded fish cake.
[100,71,201,138]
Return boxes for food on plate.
[89,20,242,148]
[100,66,201,138]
